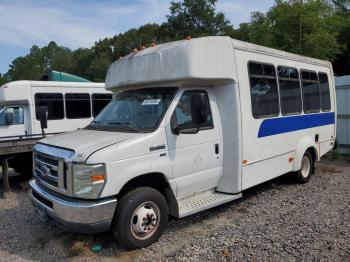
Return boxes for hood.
[39,129,142,162]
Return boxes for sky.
[0,0,274,74]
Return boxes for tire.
[113,187,168,250]
[296,151,313,184]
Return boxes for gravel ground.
[0,157,349,262]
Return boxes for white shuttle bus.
[0,81,112,174]
[29,37,336,249]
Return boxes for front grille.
[33,144,75,195]
[37,154,58,167]
[34,153,60,188]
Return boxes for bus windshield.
[86,87,178,133]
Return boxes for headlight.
[72,163,106,199]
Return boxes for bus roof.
[106,36,331,91]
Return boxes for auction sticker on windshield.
[142,99,161,105]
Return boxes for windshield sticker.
[142,99,161,105]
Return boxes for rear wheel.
[112,187,168,250]
[296,151,313,183]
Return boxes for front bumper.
[29,179,117,234]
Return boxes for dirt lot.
[0,157,349,262]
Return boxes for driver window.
[174,90,213,130]
[4,107,24,125]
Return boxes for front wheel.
[112,187,168,250]
[295,151,313,184]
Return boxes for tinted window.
[35,93,64,120]
[92,94,112,117]
[278,66,302,115]
[173,90,213,130]
[65,93,91,119]
[248,62,279,118]
[319,73,331,111]
[301,70,320,113]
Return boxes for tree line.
[0,0,349,85]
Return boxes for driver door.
[165,88,221,199]
[0,106,26,138]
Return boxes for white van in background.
[0,81,112,174]
[29,36,336,249]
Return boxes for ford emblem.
[39,165,51,177]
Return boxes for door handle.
[215,143,219,155]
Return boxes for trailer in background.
[0,80,112,190]
[335,75,350,155]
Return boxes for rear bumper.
[29,179,117,234]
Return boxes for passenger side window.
[65,93,91,119]
[301,70,320,113]
[277,66,302,115]
[92,93,113,117]
[318,73,331,111]
[35,93,64,120]
[248,62,279,118]
[173,90,213,130]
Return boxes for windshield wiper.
[107,122,131,125]
[106,122,138,132]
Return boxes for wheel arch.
[294,137,319,171]
[117,172,179,218]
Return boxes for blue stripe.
[258,112,335,138]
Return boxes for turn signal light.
[90,175,105,182]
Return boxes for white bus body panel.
[106,36,237,91]
[233,49,336,190]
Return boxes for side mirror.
[37,106,48,131]
[5,111,14,125]
[174,126,199,135]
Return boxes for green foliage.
[166,0,232,38]
[2,0,350,83]
[234,0,344,61]
[0,73,8,86]
[5,41,77,81]
[330,0,350,74]
[269,0,342,60]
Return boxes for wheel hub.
[131,203,158,238]
[301,155,310,178]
